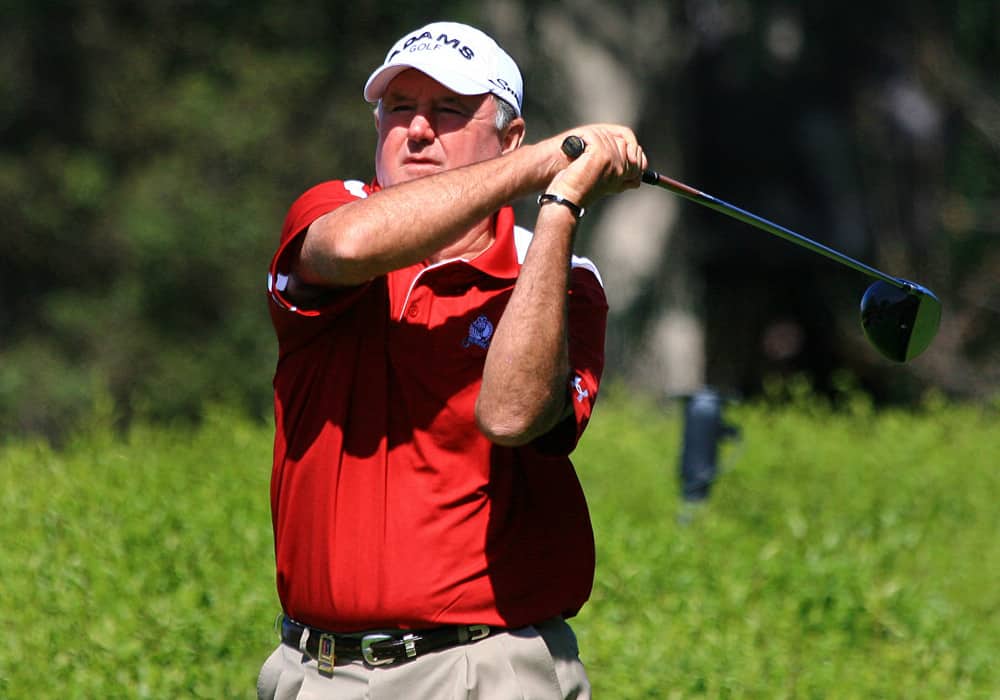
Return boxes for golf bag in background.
[677,388,741,502]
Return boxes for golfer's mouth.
[403,157,442,171]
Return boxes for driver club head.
[860,280,942,362]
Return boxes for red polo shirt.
[266,179,608,632]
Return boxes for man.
[259,20,646,700]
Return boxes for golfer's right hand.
[544,125,647,208]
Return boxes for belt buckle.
[361,633,395,666]
[458,624,490,643]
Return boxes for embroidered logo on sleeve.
[462,315,494,349]
[572,375,591,403]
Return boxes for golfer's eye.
[435,101,471,117]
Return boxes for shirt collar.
[465,206,519,280]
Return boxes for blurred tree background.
[2,0,997,440]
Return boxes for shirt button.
[407,303,419,318]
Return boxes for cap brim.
[364,63,496,104]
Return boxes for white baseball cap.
[364,22,523,116]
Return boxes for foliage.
[1,392,998,697]
[1,0,998,440]
[1,1,479,438]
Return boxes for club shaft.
[642,170,905,289]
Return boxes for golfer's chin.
[378,161,444,186]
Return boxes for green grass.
[575,385,1000,699]
[1,389,998,698]
[0,409,279,698]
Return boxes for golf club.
[560,135,942,362]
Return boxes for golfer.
[259,20,646,699]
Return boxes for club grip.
[561,135,585,159]
[565,135,658,185]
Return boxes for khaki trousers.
[257,617,591,700]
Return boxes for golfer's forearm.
[475,206,576,446]
[299,144,557,287]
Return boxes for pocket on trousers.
[458,626,559,699]
[533,619,591,700]
[501,625,567,699]
[257,644,286,700]
[535,618,580,662]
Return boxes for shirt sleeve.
[266,180,377,348]
[532,264,609,456]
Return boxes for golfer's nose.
[407,111,435,145]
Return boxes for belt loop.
[402,633,418,659]
[298,625,310,654]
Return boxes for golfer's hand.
[544,125,647,208]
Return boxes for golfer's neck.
[427,218,495,264]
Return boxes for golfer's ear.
[373,105,380,131]
[502,117,525,154]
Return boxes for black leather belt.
[280,615,495,669]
